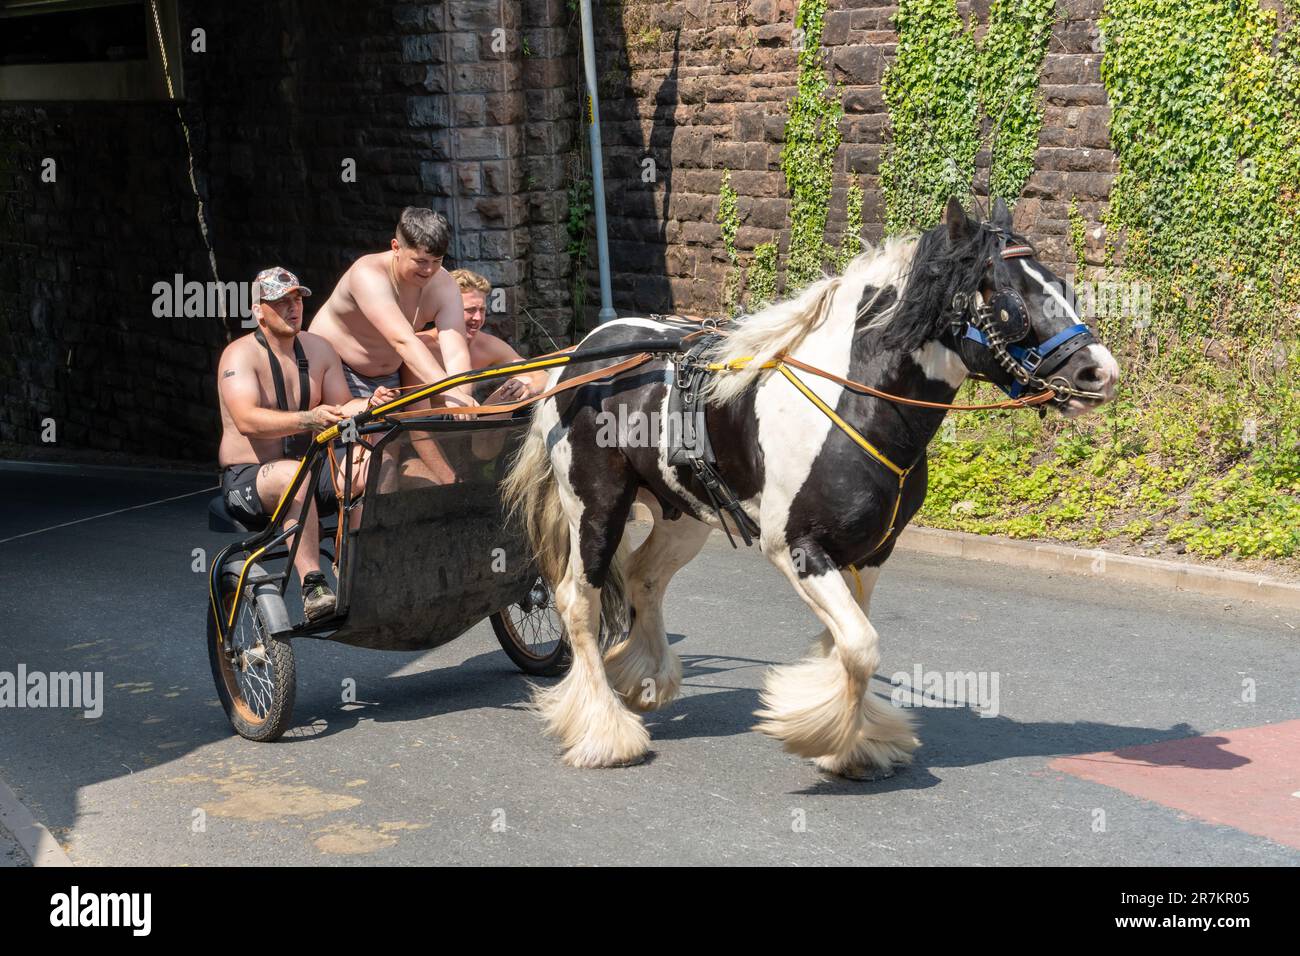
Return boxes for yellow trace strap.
[710,356,911,560]
[775,364,907,479]
[703,356,780,373]
[848,564,864,600]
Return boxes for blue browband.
[965,323,1093,398]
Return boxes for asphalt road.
[1,464,1297,866]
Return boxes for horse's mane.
[863,218,1032,354]
[701,237,915,405]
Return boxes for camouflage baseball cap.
[253,266,312,302]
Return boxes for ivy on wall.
[881,0,979,233]
[716,0,864,313]
[781,0,843,289]
[979,0,1057,202]
[917,0,1300,561]
[1101,0,1300,338]
[880,0,1055,233]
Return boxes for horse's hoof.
[814,755,897,781]
[561,732,650,769]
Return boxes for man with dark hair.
[310,207,473,409]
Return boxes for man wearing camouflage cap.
[216,266,397,621]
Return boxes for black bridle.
[949,229,1102,404]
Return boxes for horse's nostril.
[1077,365,1103,386]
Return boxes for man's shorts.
[342,362,401,400]
[220,463,339,530]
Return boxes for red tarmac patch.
[1051,719,1300,850]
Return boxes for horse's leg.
[807,564,881,658]
[530,472,649,768]
[754,550,918,780]
[604,497,712,711]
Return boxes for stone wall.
[0,0,1119,459]
[0,0,578,459]
[593,0,1116,317]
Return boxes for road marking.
[0,486,217,545]
[0,776,72,867]
[1051,719,1300,850]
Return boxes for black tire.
[490,575,572,676]
[208,564,297,742]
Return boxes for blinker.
[986,288,1030,342]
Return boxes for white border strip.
[0,777,72,867]
[897,526,1300,611]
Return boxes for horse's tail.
[502,404,628,646]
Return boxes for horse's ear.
[991,196,1012,227]
[943,197,973,243]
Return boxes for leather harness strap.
[381,351,655,421]
[253,329,312,458]
[779,355,1057,410]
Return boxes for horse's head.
[940,197,1119,417]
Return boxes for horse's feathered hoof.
[561,733,650,769]
[814,756,897,781]
[603,636,682,713]
[813,733,918,780]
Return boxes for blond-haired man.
[409,269,547,404]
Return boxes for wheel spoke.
[507,577,564,659]
[232,589,275,719]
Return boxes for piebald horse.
[502,198,1119,778]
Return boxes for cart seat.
[209,495,254,533]
[208,494,340,535]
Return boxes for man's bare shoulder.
[297,330,336,351]
[219,332,258,368]
[298,331,342,364]
[336,251,390,291]
[473,331,522,364]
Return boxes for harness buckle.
[1021,348,1044,373]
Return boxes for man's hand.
[489,378,530,404]
[440,386,477,418]
[368,385,400,409]
[301,405,344,432]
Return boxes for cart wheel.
[208,566,296,742]
[490,575,572,676]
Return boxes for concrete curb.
[0,777,72,867]
[629,503,1300,610]
[896,526,1300,610]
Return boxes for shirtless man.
[413,269,548,405]
[217,267,397,621]
[310,207,474,409]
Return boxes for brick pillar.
[399,0,577,349]
[520,0,580,349]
